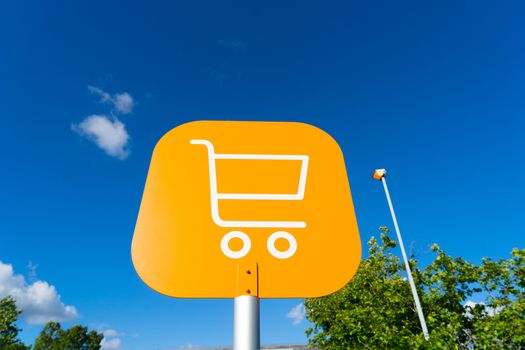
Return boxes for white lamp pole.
[373,169,430,340]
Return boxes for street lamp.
[373,169,430,340]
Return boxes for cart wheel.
[221,231,251,259]
[267,231,297,259]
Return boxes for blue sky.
[1,0,524,349]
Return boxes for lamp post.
[373,169,430,340]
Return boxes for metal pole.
[377,171,430,340]
[234,295,260,350]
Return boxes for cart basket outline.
[190,139,309,228]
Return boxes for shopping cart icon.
[191,139,309,260]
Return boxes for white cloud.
[76,86,134,159]
[103,329,119,337]
[96,325,125,350]
[88,86,134,115]
[113,93,134,114]
[88,86,112,104]
[72,114,130,159]
[27,260,38,281]
[464,300,501,317]
[286,302,305,325]
[465,300,478,308]
[101,337,121,350]
[0,261,78,325]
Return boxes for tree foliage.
[0,296,30,350]
[32,322,103,350]
[305,228,525,349]
[0,296,103,350]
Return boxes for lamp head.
[373,168,387,180]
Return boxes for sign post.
[373,169,430,341]
[132,121,362,347]
[234,295,259,350]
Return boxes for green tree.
[33,322,103,350]
[0,296,30,350]
[305,228,525,349]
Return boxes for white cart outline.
[190,139,308,259]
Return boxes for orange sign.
[132,121,361,298]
